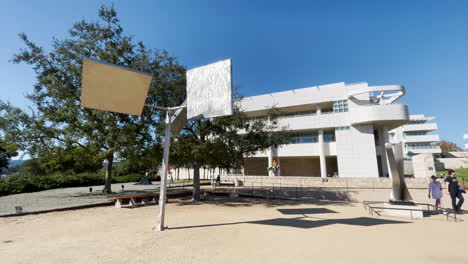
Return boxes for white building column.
[319,129,327,178]
[317,105,327,178]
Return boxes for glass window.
[324,131,336,142]
[333,100,348,113]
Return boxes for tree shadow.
[173,192,357,208]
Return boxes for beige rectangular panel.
[80,58,152,115]
[186,59,233,120]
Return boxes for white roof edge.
[409,114,435,121]
[243,82,347,100]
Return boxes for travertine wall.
[412,153,436,178]
[336,124,379,178]
[222,175,430,189]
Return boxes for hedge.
[0,173,141,196]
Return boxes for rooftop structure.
[240,82,409,178]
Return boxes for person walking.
[428,175,443,209]
[445,169,464,213]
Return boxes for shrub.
[0,172,142,196]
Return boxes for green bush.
[113,174,141,183]
[0,172,143,196]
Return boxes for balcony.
[251,142,337,157]
[277,112,348,130]
[403,123,438,132]
[349,104,409,129]
[404,134,440,143]
[405,145,441,154]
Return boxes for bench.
[112,194,166,208]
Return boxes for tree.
[172,104,288,201]
[437,140,463,153]
[0,138,18,173]
[4,6,185,193]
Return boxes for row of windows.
[408,120,427,124]
[404,131,427,136]
[249,100,349,120]
[336,126,351,131]
[288,131,336,144]
[278,110,316,118]
[405,143,437,150]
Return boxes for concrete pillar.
[316,105,322,115]
[319,129,327,178]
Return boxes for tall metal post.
[155,110,172,231]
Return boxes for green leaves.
[2,6,185,192]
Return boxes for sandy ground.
[1,189,467,264]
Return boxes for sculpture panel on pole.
[80,57,234,231]
[186,59,233,120]
[80,58,152,115]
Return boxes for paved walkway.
[0,182,193,216]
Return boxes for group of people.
[428,169,465,213]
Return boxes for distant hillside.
[8,159,28,167]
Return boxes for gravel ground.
[0,182,194,216]
[1,193,466,264]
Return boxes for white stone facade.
[388,115,441,160]
[464,134,468,150]
[240,82,409,178]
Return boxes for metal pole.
[155,110,172,232]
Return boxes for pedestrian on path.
[445,169,465,213]
[428,175,442,209]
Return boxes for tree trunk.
[102,153,114,193]
[177,168,180,180]
[192,165,200,201]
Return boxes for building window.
[288,132,319,144]
[408,120,426,124]
[404,131,427,137]
[332,100,348,113]
[324,131,336,142]
[405,143,435,150]
[279,110,316,118]
[336,126,350,131]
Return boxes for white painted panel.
[186,59,233,120]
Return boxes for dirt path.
[1,191,467,264]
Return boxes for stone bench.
[112,194,165,208]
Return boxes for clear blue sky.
[1,0,467,148]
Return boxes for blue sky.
[1,0,467,148]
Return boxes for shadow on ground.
[173,188,357,208]
[168,215,409,230]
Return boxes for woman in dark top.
[445,169,464,213]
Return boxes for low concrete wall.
[404,160,414,175]
[436,158,468,170]
[222,175,431,189]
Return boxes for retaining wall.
[222,175,432,189]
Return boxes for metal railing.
[362,201,462,222]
